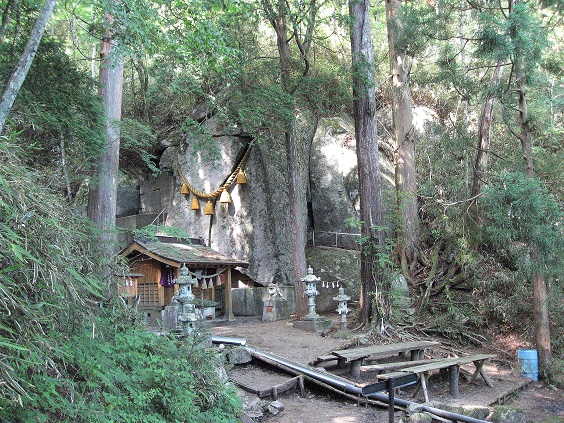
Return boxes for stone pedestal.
[262,298,291,322]
[293,317,332,334]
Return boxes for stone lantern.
[301,266,320,319]
[173,263,199,335]
[293,266,332,334]
[333,287,351,331]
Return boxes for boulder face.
[309,116,359,249]
[159,113,395,287]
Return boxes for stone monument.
[262,282,291,322]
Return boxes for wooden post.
[157,269,165,306]
[225,267,235,321]
[449,364,460,397]
[387,379,395,423]
[351,359,362,379]
[298,375,305,396]
[420,372,430,402]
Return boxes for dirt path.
[209,317,564,422]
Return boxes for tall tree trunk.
[514,64,551,371]
[510,0,551,374]
[515,66,534,178]
[385,0,418,276]
[350,0,387,327]
[471,62,504,197]
[532,251,552,374]
[87,14,124,275]
[0,0,56,133]
[263,0,308,317]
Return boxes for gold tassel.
[219,189,231,204]
[191,196,200,210]
[181,182,190,195]
[236,169,247,184]
[204,200,214,215]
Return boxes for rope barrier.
[176,145,251,200]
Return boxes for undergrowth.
[0,316,241,423]
[0,138,241,422]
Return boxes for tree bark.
[87,13,124,270]
[350,0,387,327]
[515,66,534,178]
[532,261,552,373]
[0,0,56,133]
[262,0,309,317]
[471,62,504,197]
[385,0,418,274]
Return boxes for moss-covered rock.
[491,405,526,423]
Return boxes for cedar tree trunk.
[87,16,124,270]
[385,0,418,274]
[350,0,387,327]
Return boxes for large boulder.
[309,116,359,248]
[151,112,396,290]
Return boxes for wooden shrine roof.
[119,236,249,269]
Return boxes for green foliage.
[483,171,563,274]
[230,84,296,139]
[393,1,445,57]
[120,118,160,176]
[0,38,105,198]
[0,322,241,422]
[0,138,104,402]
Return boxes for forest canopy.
[0,0,562,419]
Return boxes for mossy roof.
[119,236,249,268]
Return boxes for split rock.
[226,347,252,365]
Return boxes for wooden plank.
[332,341,440,362]
[401,354,496,373]
[255,376,303,399]
[456,354,496,364]
[376,371,416,381]
[360,358,444,373]
[311,354,339,366]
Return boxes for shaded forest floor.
[208,317,564,423]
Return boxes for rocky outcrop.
[155,113,395,287]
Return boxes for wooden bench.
[360,358,445,375]
[330,341,441,378]
[399,353,497,402]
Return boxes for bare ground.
[208,317,564,423]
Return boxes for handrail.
[308,230,360,249]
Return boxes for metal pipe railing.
[211,336,247,346]
[246,347,489,423]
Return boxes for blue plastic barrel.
[517,349,538,381]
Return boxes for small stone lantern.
[333,287,351,331]
[173,263,198,335]
[301,266,320,319]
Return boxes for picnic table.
[324,341,441,378]
[375,353,496,402]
